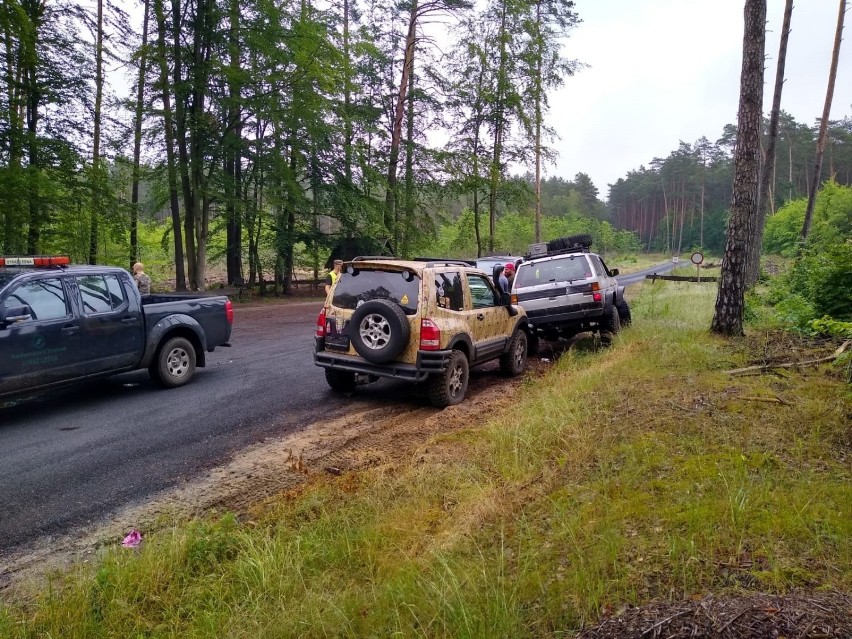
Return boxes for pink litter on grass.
[122,529,142,548]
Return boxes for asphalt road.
[616,258,683,286]
[0,300,347,558]
[0,260,682,560]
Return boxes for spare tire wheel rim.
[167,346,190,377]
[359,313,392,350]
[449,362,464,396]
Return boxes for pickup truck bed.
[0,264,233,400]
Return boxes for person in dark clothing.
[504,262,516,291]
[493,263,518,316]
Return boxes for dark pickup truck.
[0,261,233,399]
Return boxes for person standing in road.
[325,259,344,295]
[132,262,151,295]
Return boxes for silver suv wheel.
[359,313,392,350]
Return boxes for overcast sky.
[551,0,852,197]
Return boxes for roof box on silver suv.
[527,234,593,259]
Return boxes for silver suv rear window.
[332,268,420,314]
[515,256,591,286]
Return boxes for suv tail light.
[316,308,327,337]
[590,281,602,302]
[420,318,441,350]
[225,299,234,325]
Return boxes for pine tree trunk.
[801,0,846,241]
[342,0,353,186]
[172,0,197,288]
[533,0,542,243]
[153,0,186,290]
[402,54,415,257]
[3,9,24,252]
[746,0,792,286]
[712,0,766,336]
[89,0,104,265]
[385,0,417,241]
[489,0,508,254]
[130,0,151,268]
[225,0,242,284]
[24,8,41,254]
[189,0,212,290]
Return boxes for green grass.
[2,282,849,638]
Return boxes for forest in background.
[1,0,851,291]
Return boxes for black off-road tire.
[325,369,357,393]
[428,350,469,408]
[349,299,410,364]
[599,304,621,343]
[547,233,593,252]
[527,331,540,357]
[500,330,528,377]
[616,299,632,326]
[150,336,197,388]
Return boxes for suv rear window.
[332,268,420,314]
[515,256,591,287]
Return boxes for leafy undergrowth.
[1,283,850,639]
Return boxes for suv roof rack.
[351,256,397,262]
[413,257,476,267]
[524,245,591,260]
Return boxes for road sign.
[691,251,704,265]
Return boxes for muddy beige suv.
[314,257,531,407]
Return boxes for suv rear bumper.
[314,343,453,382]
[525,301,604,326]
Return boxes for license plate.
[325,318,350,351]
[325,334,350,351]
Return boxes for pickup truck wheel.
[500,330,528,377]
[428,350,469,408]
[151,336,197,388]
[325,369,357,393]
[616,299,632,326]
[349,299,410,364]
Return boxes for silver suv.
[511,235,631,347]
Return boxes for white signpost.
[691,251,704,283]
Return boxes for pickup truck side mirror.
[609,268,620,277]
[0,304,33,326]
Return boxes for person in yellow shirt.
[324,259,343,295]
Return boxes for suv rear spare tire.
[428,350,469,408]
[349,299,410,364]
